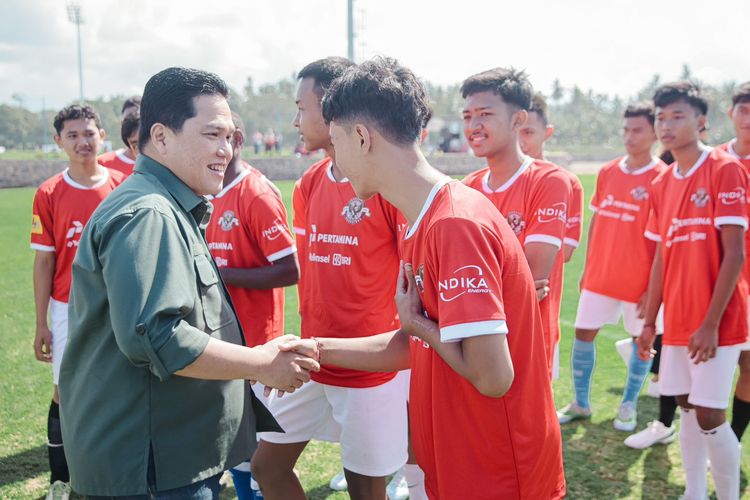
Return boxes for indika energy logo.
[536,202,567,224]
[718,187,746,206]
[438,264,491,302]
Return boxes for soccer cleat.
[623,420,676,449]
[329,470,347,491]
[46,481,71,500]
[387,468,409,500]
[615,338,632,366]
[557,402,592,424]
[614,402,637,432]
[646,378,660,398]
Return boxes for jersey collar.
[618,155,660,175]
[482,156,533,193]
[727,138,750,160]
[326,159,349,183]
[404,177,452,240]
[63,167,110,190]
[208,168,251,200]
[672,148,711,180]
[115,148,136,165]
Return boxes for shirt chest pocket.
[193,252,234,332]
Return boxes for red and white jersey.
[583,156,667,303]
[646,148,749,346]
[401,180,565,500]
[719,139,750,282]
[98,149,135,178]
[30,167,124,303]
[463,157,570,372]
[293,157,404,388]
[564,169,584,250]
[205,163,295,347]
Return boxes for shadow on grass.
[306,484,340,499]
[0,444,47,488]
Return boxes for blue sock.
[621,339,653,408]
[230,463,263,500]
[572,339,596,409]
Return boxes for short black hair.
[529,92,549,125]
[231,112,245,133]
[623,101,655,126]
[732,82,750,107]
[460,67,533,110]
[121,95,141,115]
[53,104,102,134]
[120,111,140,147]
[297,57,356,98]
[322,57,430,146]
[139,67,229,151]
[652,81,708,115]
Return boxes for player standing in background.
[461,68,571,377]
[31,104,124,500]
[638,82,748,500]
[98,96,141,176]
[205,113,299,500]
[556,103,668,434]
[251,57,409,500]
[719,81,750,443]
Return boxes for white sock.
[404,463,427,500]
[701,421,740,500]
[679,408,708,499]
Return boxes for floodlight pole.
[347,0,354,61]
[67,4,84,103]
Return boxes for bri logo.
[438,264,491,302]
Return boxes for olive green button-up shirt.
[59,155,280,496]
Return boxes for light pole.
[67,4,84,103]
[347,0,354,61]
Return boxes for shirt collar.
[134,154,206,216]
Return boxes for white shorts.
[395,369,411,402]
[552,342,560,381]
[575,289,664,337]
[49,298,69,385]
[259,376,408,477]
[659,345,741,409]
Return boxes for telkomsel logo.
[438,264,491,302]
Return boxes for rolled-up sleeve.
[98,208,209,380]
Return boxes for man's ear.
[545,125,555,141]
[512,109,529,131]
[53,134,63,148]
[355,123,372,153]
[151,123,169,155]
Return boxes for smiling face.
[54,118,105,165]
[622,115,656,157]
[654,100,705,152]
[293,77,330,152]
[462,91,525,159]
[163,94,234,196]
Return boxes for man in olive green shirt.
[59,67,319,498]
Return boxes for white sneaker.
[557,401,592,424]
[329,469,347,491]
[46,481,71,500]
[615,338,633,366]
[387,468,409,500]
[646,378,660,398]
[624,420,676,449]
[614,402,637,432]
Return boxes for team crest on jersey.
[341,197,371,224]
[414,264,425,293]
[506,211,526,235]
[690,188,710,208]
[630,186,648,201]
[218,210,240,231]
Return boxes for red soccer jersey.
[463,157,570,373]
[293,158,403,388]
[582,156,667,303]
[30,167,124,303]
[98,149,135,178]
[719,139,750,282]
[401,180,565,500]
[564,169,584,250]
[205,164,296,347]
[646,148,749,346]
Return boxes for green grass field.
[1,177,748,499]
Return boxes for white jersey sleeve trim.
[588,203,599,212]
[31,243,55,252]
[644,230,661,242]
[714,216,748,230]
[440,319,509,343]
[293,227,306,236]
[524,233,563,249]
[266,246,297,263]
[563,237,580,248]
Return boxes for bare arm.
[637,244,663,360]
[218,253,299,290]
[33,251,55,363]
[524,242,559,301]
[563,245,576,263]
[578,213,596,291]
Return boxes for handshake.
[253,334,322,397]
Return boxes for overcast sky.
[2,0,749,111]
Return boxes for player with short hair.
[556,102,669,433]
[278,56,565,499]
[638,81,748,500]
[719,81,750,442]
[98,95,142,176]
[460,68,572,378]
[31,104,125,500]
[251,57,410,500]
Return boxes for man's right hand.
[34,324,53,363]
[255,335,319,395]
[535,278,550,302]
[636,325,656,361]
